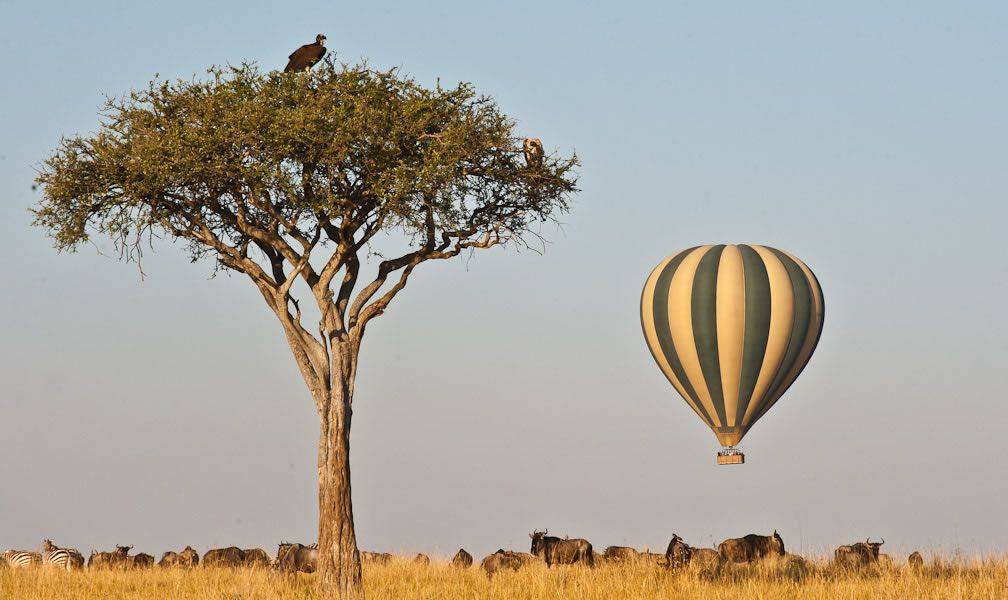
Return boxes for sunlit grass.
[2,555,1006,599]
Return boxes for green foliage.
[33,61,578,267]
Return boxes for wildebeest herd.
[0,532,925,577]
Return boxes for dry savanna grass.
[2,555,1007,599]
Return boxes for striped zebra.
[2,549,42,568]
[41,539,84,570]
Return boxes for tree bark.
[317,341,363,599]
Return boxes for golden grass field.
[2,556,1007,600]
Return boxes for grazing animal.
[530,530,594,567]
[361,550,392,564]
[242,548,270,569]
[90,546,131,569]
[480,549,541,578]
[41,540,84,570]
[203,546,244,568]
[159,545,199,568]
[158,551,179,568]
[275,543,317,573]
[718,531,785,564]
[834,538,884,569]
[523,138,544,169]
[451,548,473,568]
[2,550,42,568]
[179,546,199,568]
[665,535,693,570]
[908,551,924,570]
[414,553,431,565]
[689,547,724,571]
[130,553,154,569]
[602,546,639,562]
[284,34,327,72]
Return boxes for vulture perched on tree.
[523,137,544,169]
[284,34,327,72]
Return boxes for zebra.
[41,539,84,570]
[2,549,42,568]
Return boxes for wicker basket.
[716,453,745,465]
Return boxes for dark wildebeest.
[480,549,541,578]
[718,531,785,564]
[129,553,154,569]
[689,548,724,571]
[158,551,179,568]
[160,546,199,568]
[203,546,244,568]
[179,546,199,568]
[451,548,473,568]
[361,550,392,564]
[275,543,317,573]
[665,535,693,570]
[89,546,131,569]
[530,530,594,567]
[602,546,640,562]
[242,548,270,569]
[414,553,431,566]
[834,538,884,569]
[908,551,924,570]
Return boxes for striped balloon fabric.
[640,245,824,451]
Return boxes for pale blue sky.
[1,1,1006,559]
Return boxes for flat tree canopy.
[34,60,578,598]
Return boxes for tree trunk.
[317,342,363,599]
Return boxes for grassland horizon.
[3,554,1008,600]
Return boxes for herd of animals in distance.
[0,531,925,577]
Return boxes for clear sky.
[1,1,1006,559]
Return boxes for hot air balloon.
[640,245,824,464]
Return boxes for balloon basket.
[716,448,744,465]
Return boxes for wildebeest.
[129,553,155,569]
[480,549,541,578]
[414,553,431,566]
[242,548,271,569]
[361,550,392,564]
[718,531,785,563]
[689,547,724,571]
[908,551,924,570]
[530,530,594,567]
[665,535,693,570]
[451,548,473,568]
[89,546,131,569]
[602,546,640,562]
[203,546,244,568]
[275,543,317,573]
[159,545,199,568]
[834,538,884,569]
[2,550,42,568]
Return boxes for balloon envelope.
[640,245,824,447]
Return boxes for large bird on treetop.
[284,34,327,72]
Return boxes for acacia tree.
[34,61,578,599]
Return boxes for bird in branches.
[284,34,327,72]
[523,137,544,169]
